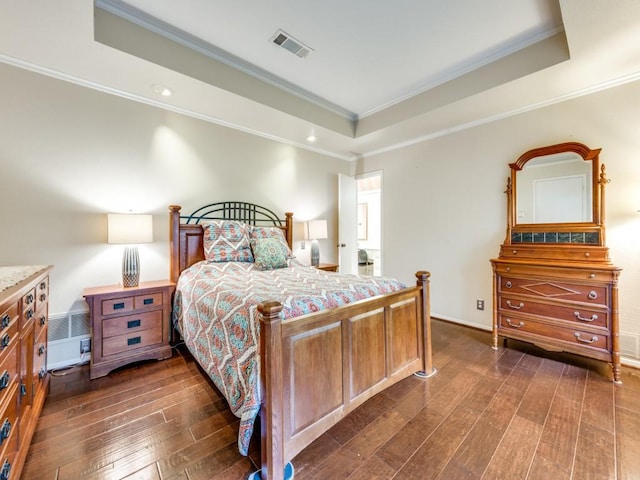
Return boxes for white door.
[338,174,357,274]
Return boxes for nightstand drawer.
[101,297,134,316]
[102,310,162,338]
[134,292,163,309]
[103,328,163,356]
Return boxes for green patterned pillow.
[251,237,289,270]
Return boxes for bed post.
[415,271,435,378]
[258,301,285,480]
[284,212,293,250]
[169,205,181,284]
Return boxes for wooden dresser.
[83,280,175,379]
[491,143,622,383]
[0,265,52,479]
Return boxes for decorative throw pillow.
[203,220,254,262]
[250,226,293,258]
[251,238,289,270]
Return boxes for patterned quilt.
[173,259,406,455]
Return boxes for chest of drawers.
[491,259,621,382]
[83,280,175,379]
[0,265,51,480]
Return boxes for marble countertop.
[0,265,49,293]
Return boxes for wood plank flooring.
[22,320,640,479]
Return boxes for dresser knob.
[506,267,511,272]
[0,458,9,480]
[0,315,9,330]
[0,419,11,445]
[512,250,517,255]
[588,291,598,300]
[589,273,595,279]
[505,281,512,288]
[0,371,9,390]
[584,252,590,257]
[38,344,46,356]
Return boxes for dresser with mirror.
[491,142,622,383]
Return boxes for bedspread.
[173,260,406,454]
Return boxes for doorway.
[356,172,382,276]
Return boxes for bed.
[169,202,434,480]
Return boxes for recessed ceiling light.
[151,84,174,97]
[306,135,317,143]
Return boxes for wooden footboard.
[258,272,432,480]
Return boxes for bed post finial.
[415,271,435,378]
[284,212,294,250]
[258,301,285,480]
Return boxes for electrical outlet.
[476,299,485,311]
[80,338,91,354]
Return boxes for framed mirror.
[506,142,607,246]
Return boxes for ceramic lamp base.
[310,239,320,267]
[122,245,140,287]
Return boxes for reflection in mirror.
[515,152,592,224]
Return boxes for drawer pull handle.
[0,334,10,350]
[506,267,511,272]
[40,281,47,290]
[26,293,34,304]
[143,298,154,305]
[588,291,598,300]
[589,273,596,279]
[506,301,524,310]
[39,368,47,379]
[38,344,46,356]
[506,319,524,328]
[574,332,598,344]
[0,459,10,480]
[574,311,598,322]
[0,371,9,390]
[127,336,141,346]
[0,419,11,445]
[505,281,512,288]
[113,302,126,310]
[20,384,26,397]
[0,314,9,330]
[127,319,141,329]
[584,252,590,257]
[512,250,517,255]
[39,315,47,327]
[26,308,34,319]
[40,293,47,302]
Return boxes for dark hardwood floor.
[22,320,640,479]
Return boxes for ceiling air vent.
[271,29,313,59]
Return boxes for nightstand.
[316,263,339,272]
[83,280,175,379]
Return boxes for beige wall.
[0,63,348,314]
[360,78,640,364]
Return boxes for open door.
[338,174,357,274]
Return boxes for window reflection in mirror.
[515,152,592,224]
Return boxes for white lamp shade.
[107,214,153,244]
[306,219,328,240]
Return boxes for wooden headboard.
[169,202,294,283]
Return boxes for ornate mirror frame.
[504,142,609,248]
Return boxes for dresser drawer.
[499,245,609,263]
[0,345,18,405]
[102,328,163,357]
[494,262,615,283]
[0,304,17,335]
[499,296,608,329]
[499,276,607,306]
[0,321,18,365]
[21,288,37,328]
[101,297,134,316]
[498,314,609,351]
[33,330,48,391]
[102,310,162,339]
[0,383,19,459]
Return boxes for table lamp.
[306,219,328,267]
[107,213,153,287]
